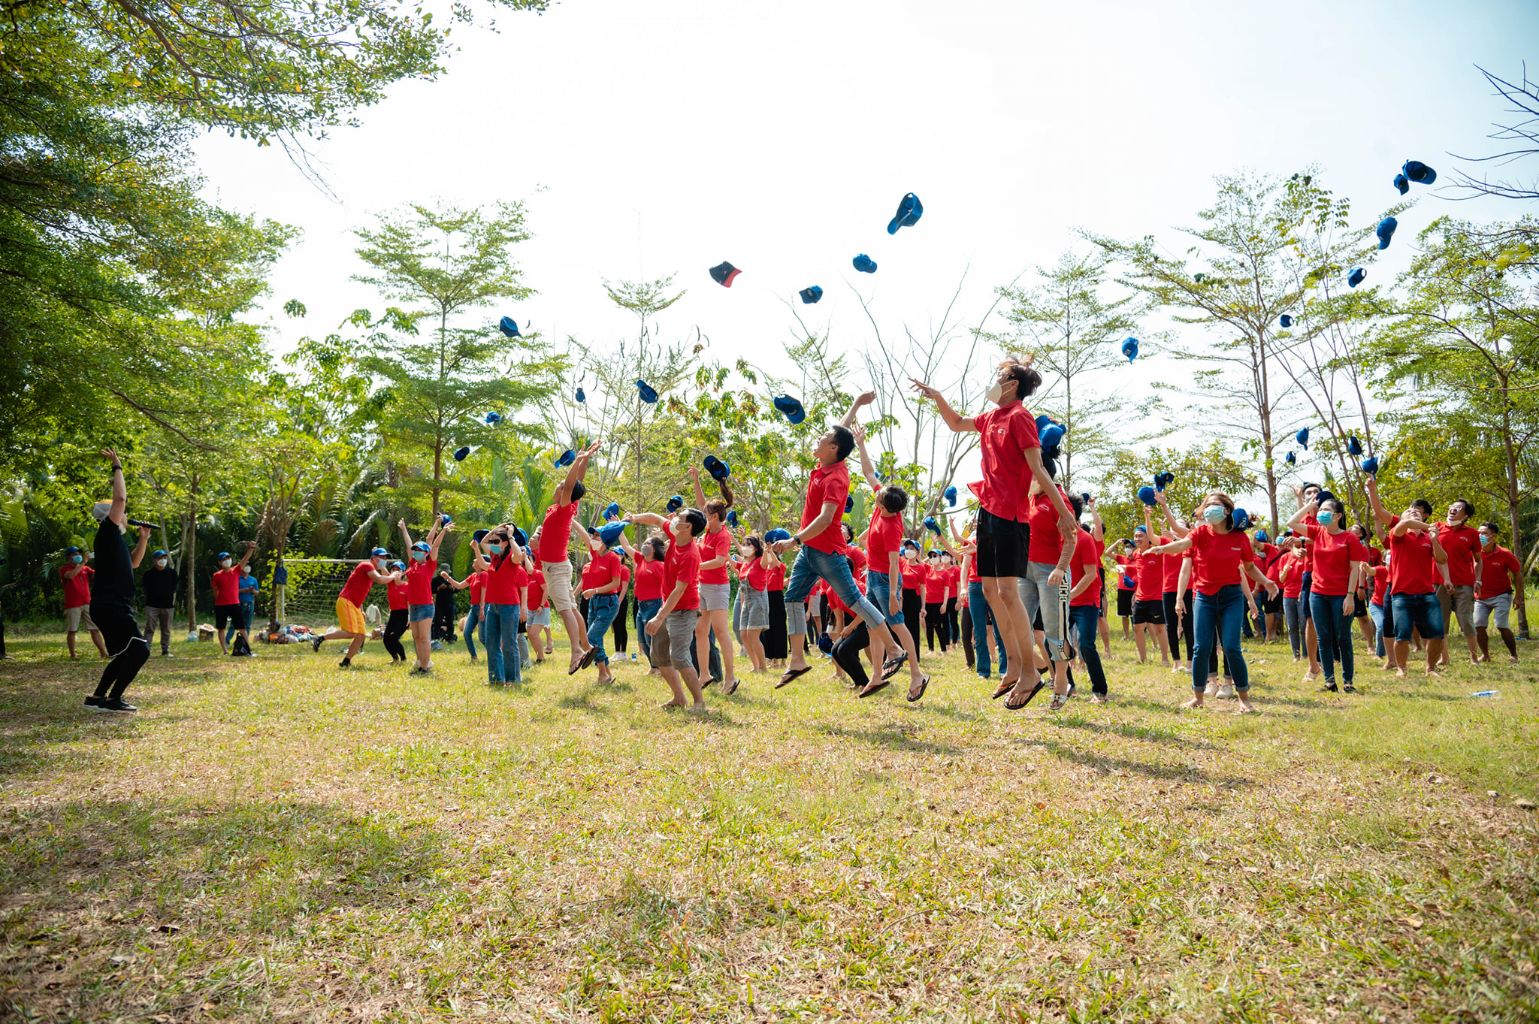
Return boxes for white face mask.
[155,558,168,568]
[1203,506,1227,525]
[92,501,112,522]
[985,381,1005,405]
[220,559,233,568]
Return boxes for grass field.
[2,623,1537,1023]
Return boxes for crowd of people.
[58,357,1529,714]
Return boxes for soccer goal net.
[279,559,386,631]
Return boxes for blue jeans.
[635,598,662,661]
[1191,585,1249,692]
[784,546,886,636]
[864,570,904,625]
[1309,592,1354,685]
[1282,597,1303,658]
[1368,603,1386,658]
[1391,591,1443,641]
[464,604,481,660]
[967,580,1005,678]
[1069,604,1107,695]
[1020,561,1068,661]
[484,603,521,683]
[585,593,619,665]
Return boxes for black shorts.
[93,609,143,658]
[215,603,243,631]
[974,508,1029,578]
[1116,589,1134,617]
[1132,599,1165,625]
[1263,593,1283,614]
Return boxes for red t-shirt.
[484,554,527,605]
[1305,524,1370,597]
[633,560,665,601]
[339,561,377,607]
[468,571,486,604]
[1388,526,1437,595]
[617,564,632,596]
[1069,530,1101,608]
[386,578,409,611]
[921,562,943,602]
[1371,564,1390,606]
[1158,535,1184,592]
[538,501,579,563]
[1132,547,1164,602]
[581,550,622,592]
[971,402,1041,522]
[60,565,93,609]
[965,544,982,584]
[866,495,904,574]
[799,461,852,553]
[1433,522,1480,587]
[1476,545,1520,597]
[900,558,926,591]
[1183,523,1255,597]
[699,527,732,585]
[1278,555,1304,599]
[405,559,437,605]
[1026,488,1068,564]
[211,566,241,606]
[662,524,701,611]
[767,562,785,592]
[526,568,546,608]
[943,565,961,598]
[1114,554,1135,591]
[844,544,867,577]
[745,557,769,591]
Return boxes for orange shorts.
[335,597,366,635]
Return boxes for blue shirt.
[238,573,260,602]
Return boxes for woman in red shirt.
[479,524,529,685]
[579,529,625,684]
[1276,538,1306,661]
[1129,527,1171,668]
[611,553,633,663]
[624,535,668,673]
[1149,493,1277,712]
[1286,497,1370,692]
[381,560,410,663]
[398,516,451,674]
[736,535,772,673]
[763,555,788,667]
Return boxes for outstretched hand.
[909,379,942,402]
[854,390,876,408]
[100,447,121,466]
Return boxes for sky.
[191,0,1536,502]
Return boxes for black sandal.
[857,678,891,699]
[776,666,812,689]
[880,650,909,680]
[1004,679,1045,711]
[906,675,930,703]
[992,679,1015,700]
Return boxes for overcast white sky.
[193,0,1535,499]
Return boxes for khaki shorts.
[335,597,367,635]
[542,562,576,613]
[64,606,96,632]
[650,608,699,670]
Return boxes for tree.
[1093,443,1259,547]
[353,202,563,516]
[994,251,1142,488]
[1451,64,1539,202]
[1375,217,1539,635]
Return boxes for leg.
[834,623,872,690]
[967,582,992,677]
[463,606,480,660]
[1072,605,1107,698]
[504,607,523,684]
[1309,593,1338,688]
[1162,592,1184,669]
[1216,589,1252,712]
[1188,595,1214,706]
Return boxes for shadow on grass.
[558,690,612,715]
[1018,737,1253,788]
[817,723,961,756]
[1048,714,1219,751]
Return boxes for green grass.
[1,626,1537,1022]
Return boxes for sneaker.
[84,695,104,710]
[1321,681,1338,692]
[409,666,430,676]
[338,657,351,669]
[1216,682,1236,700]
[160,651,171,658]
[100,698,137,713]
[312,636,325,653]
[1342,682,1357,693]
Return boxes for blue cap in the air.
[1121,336,1139,362]
[666,495,684,513]
[554,449,575,468]
[944,485,957,507]
[1137,486,1157,507]
[886,192,923,235]
[709,261,741,287]
[799,285,823,304]
[774,395,806,425]
[636,379,658,404]
[1296,427,1309,449]
[1347,267,1366,288]
[1376,216,1397,251]
[453,446,471,462]
[853,254,878,274]
[1402,160,1436,185]
[498,316,520,338]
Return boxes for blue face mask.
[1480,534,1494,547]
[487,543,503,556]
[1316,510,1334,526]
[1203,506,1227,525]
[410,550,428,562]
[70,555,83,564]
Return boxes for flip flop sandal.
[880,650,909,680]
[1005,679,1046,711]
[857,679,891,699]
[776,666,812,689]
[992,680,1015,700]
[577,647,597,671]
[722,677,739,696]
[906,675,930,703]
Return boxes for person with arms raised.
[211,541,257,656]
[82,448,153,712]
[627,504,708,711]
[540,440,602,675]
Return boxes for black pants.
[382,609,408,661]
[1162,591,1193,662]
[613,595,629,653]
[92,613,148,701]
[833,623,872,689]
[765,591,788,659]
[961,596,975,668]
[925,602,947,651]
[432,595,456,641]
[943,598,960,646]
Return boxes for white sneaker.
[1203,680,1218,698]
[1216,682,1236,700]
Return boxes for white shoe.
[1203,681,1218,698]
[1216,682,1236,700]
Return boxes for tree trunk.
[182,486,199,634]
[1501,400,1528,638]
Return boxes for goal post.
[278,558,388,631]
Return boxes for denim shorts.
[864,569,905,626]
[408,603,434,623]
[1392,591,1444,641]
[740,587,770,630]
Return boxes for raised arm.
[839,391,876,429]
[1284,500,1317,533]
[129,525,151,569]
[627,512,667,529]
[398,519,414,552]
[428,521,452,561]
[1154,491,1189,539]
[1148,535,1194,556]
[101,447,127,529]
[908,380,976,433]
[555,439,602,504]
[853,426,880,493]
[1363,476,1395,528]
[688,465,707,509]
[235,539,257,571]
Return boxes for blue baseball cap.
[1232,507,1250,530]
[666,495,684,513]
[852,253,878,274]
[370,547,389,558]
[151,548,167,558]
[1121,336,1139,362]
[597,521,627,547]
[602,502,621,521]
[216,550,231,560]
[411,541,430,553]
[453,446,471,462]
[726,509,738,528]
[944,485,957,507]
[472,529,489,544]
[773,395,806,425]
[1279,314,1293,328]
[709,261,741,287]
[65,545,81,555]
[1137,486,1157,506]
[799,285,823,304]
[554,449,575,468]
[510,526,528,547]
[765,528,792,543]
[498,316,520,338]
[575,387,585,403]
[636,379,658,404]
[1402,159,1436,185]
[886,192,923,235]
[1296,427,1310,449]
[1285,451,1297,466]
[1393,173,1409,195]
[1376,216,1397,251]
[484,411,502,425]
[923,515,941,535]
[703,454,730,481]
[391,560,406,571]
[1040,422,1065,450]
[1347,435,1363,456]
[1254,530,1269,543]
[1347,267,1366,288]
[1361,456,1379,476]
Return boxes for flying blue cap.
[554,449,575,468]
[726,509,738,528]
[453,446,471,462]
[852,254,878,274]
[1361,455,1379,476]
[799,285,823,304]
[1393,173,1409,196]
[703,454,730,481]
[1279,314,1293,328]
[1376,216,1397,251]
[1232,507,1250,530]
[1040,423,1065,450]
[773,395,806,425]
[1154,471,1173,491]
[575,387,585,403]
[371,547,389,558]
[1121,336,1139,362]
[886,192,923,234]
[1347,266,1366,288]
[709,261,741,287]
[596,521,627,547]
[636,379,658,404]
[602,502,621,521]
[152,549,167,558]
[1137,486,1157,507]
[498,316,520,338]
[1296,427,1310,449]
[765,528,792,543]
[484,411,502,425]
[923,515,941,535]
[1285,451,1296,466]
[1347,435,1363,456]
[1402,160,1437,185]
[666,495,684,513]
[944,485,957,507]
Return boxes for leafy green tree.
[1093,443,1259,547]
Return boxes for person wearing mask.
[398,516,451,674]
[312,546,402,667]
[1432,499,1482,667]
[1474,521,1523,664]
[735,534,773,676]
[579,527,625,685]
[688,466,738,693]
[1286,495,1369,692]
[1129,526,1170,667]
[1277,537,1307,661]
[60,545,107,659]
[381,560,411,663]
[82,448,152,712]
[211,541,256,656]
[479,525,529,685]
[1150,491,1193,673]
[623,534,667,671]
[140,548,178,657]
[1365,477,1449,677]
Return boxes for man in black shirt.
[141,548,178,656]
[86,448,151,713]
